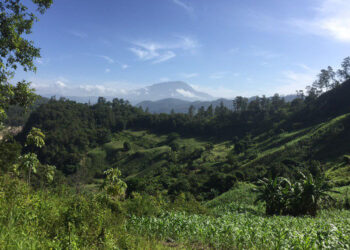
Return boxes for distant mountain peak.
[55,81,214,104]
[129,81,213,103]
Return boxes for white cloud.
[176,88,197,98]
[68,30,87,39]
[275,68,317,95]
[177,36,199,50]
[210,72,227,79]
[172,0,193,13]
[98,55,114,64]
[160,77,170,82]
[105,68,111,73]
[35,57,50,65]
[295,63,313,71]
[129,36,199,64]
[27,76,143,97]
[153,51,176,64]
[229,48,240,54]
[290,0,350,42]
[130,47,158,61]
[252,49,281,59]
[190,84,241,99]
[31,82,50,89]
[95,54,128,69]
[56,80,66,88]
[181,73,198,78]
[78,85,111,94]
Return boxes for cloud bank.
[290,0,350,42]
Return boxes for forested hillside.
[1,0,350,247]
[16,78,350,193]
[3,74,350,248]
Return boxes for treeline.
[17,57,350,176]
[18,93,296,174]
[19,98,143,174]
[4,96,48,127]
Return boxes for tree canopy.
[0,0,52,126]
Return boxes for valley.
[1,0,350,248]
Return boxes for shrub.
[254,172,336,216]
[123,141,131,151]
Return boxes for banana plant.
[254,177,291,216]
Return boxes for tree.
[234,141,246,154]
[101,168,127,200]
[18,126,46,184]
[254,173,336,217]
[337,56,350,82]
[233,96,248,112]
[196,106,205,119]
[188,105,195,118]
[313,66,339,92]
[19,152,39,185]
[254,177,290,216]
[0,0,52,127]
[123,141,131,151]
[305,85,322,102]
[206,104,213,117]
[25,127,45,148]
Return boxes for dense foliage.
[254,174,335,216]
[1,1,350,246]
[0,0,52,127]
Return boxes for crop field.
[126,183,350,249]
[128,210,350,249]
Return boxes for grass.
[85,112,350,188]
[128,210,350,249]
[0,176,176,250]
[85,130,208,179]
[127,183,350,249]
[2,172,350,249]
[238,113,350,180]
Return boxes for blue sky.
[15,0,350,98]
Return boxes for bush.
[123,141,131,151]
[166,132,180,142]
[254,173,336,216]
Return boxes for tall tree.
[188,105,195,118]
[338,56,350,82]
[233,96,248,112]
[0,0,52,126]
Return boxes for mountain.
[54,81,213,104]
[138,95,298,114]
[138,98,233,113]
[127,81,213,103]
[138,98,191,113]
[49,81,298,108]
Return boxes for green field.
[2,176,349,249]
[85,113,350,190]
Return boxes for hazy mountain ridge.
[50,81,298,113]
[134,81,213,102]
[138,95,298,113]
[53,81,214,104]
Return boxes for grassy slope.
[85,112,350,187]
